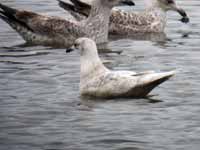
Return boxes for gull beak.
[176,8,190,23]
[120,0,135,6]
[66,46,75,53]
[171,5,189,23]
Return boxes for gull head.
[66,37,98,57]
[101,0,135,8]
[158,0,189,23]
[148,0,189,23]
[66,38,107,78]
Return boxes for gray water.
[0,0,200,150]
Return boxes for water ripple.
[0,0,200,150]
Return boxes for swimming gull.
[0,0,134,47]
[66,37,176,98]
[59,0,189,34]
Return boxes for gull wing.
[110,9,160,34]
[0,3,86,40]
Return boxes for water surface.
[0,0,200,150]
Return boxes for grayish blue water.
[0,0,200,150]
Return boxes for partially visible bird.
[0,0,135,47]
[59,0,189,34]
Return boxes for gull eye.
[74,43,78,48]
[166,0,174,4]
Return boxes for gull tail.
[0,3,34,37]
[132,71,176,97]
[57,0,90,18]
[58,0,77,13]
[0,3,20,27]
[69,0,91,9]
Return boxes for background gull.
[66,37,176,98]
[59,0,189,34]
[0,0,134,48]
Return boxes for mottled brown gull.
[0,0,134,48]
[66,37,175,98]
[59,0,189,34]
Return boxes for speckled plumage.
[60,0,189,34]
[0,4,85,47]
[109,8,167,34]
[0,0,128,47]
